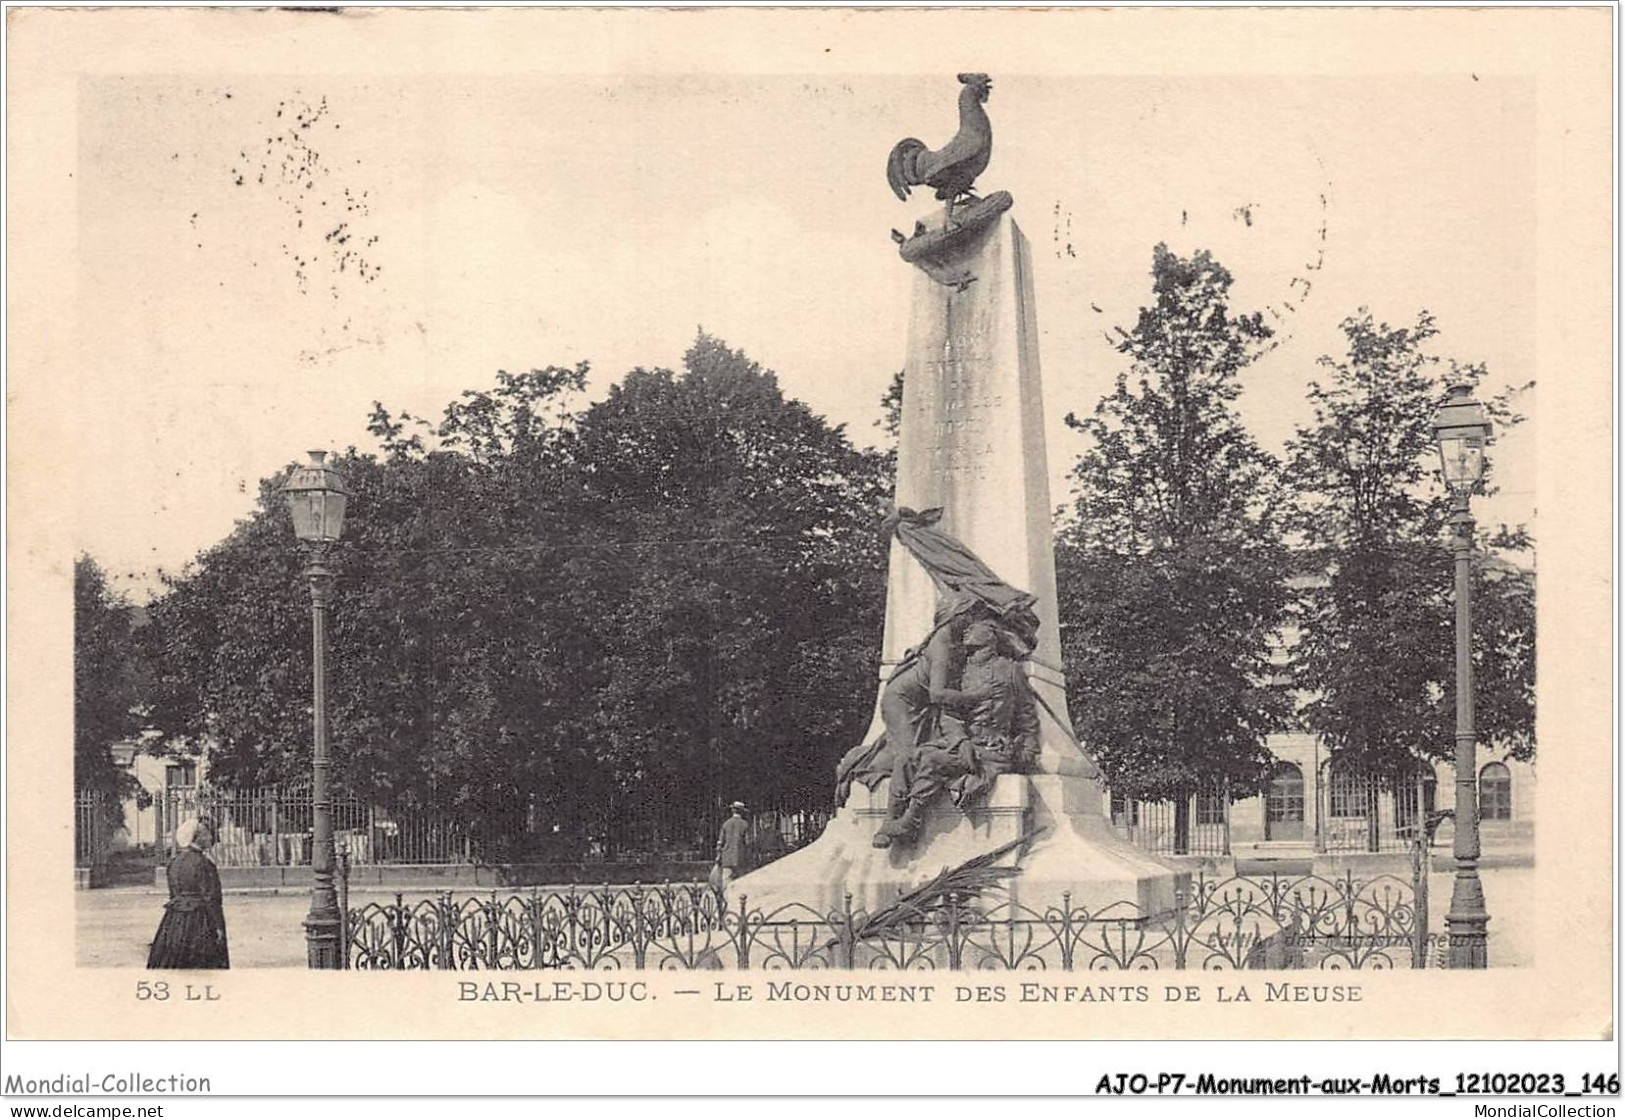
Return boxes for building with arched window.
[1263,762,1305,843]
[1096,567,1535,864]
[1103,732,1534,865]
[1254,741,1529,862]
[1098,558,1536,865]
[1479,762,1513,821]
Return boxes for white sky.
[72,71,1537,598]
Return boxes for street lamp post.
[281,450,351,969]
[1432,384,1492,969]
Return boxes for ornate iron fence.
[1112,786,1231,856]
[744,804,835,864]
[344,869,1425,971]
[158,786,472,867]
[1318,768,1435,854]
[75,789,112,869]
[573,794,829,865]
[156,785,830,870]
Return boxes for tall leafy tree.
[141,338,890,856]
[1284,311,1534,802]
[1056,245,1294,851]
[142,362,610,851]
[74,555,148,798]
[560,334,890,835]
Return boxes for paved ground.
[77,866,1536,970]
[77,886,372,969]
[1430,866,1534,967]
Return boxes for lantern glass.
[282,451,350,543]
[1437,433,1485,490]
[1431,384,1491,495]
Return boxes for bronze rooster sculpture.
[886,73,994,222]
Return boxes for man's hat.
[730,800,747,810]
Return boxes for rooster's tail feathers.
[887,138,926,201]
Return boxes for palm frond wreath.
[840,826,1046,945]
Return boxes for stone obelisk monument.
[732,74,1180,916]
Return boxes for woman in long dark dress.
[147,817,230,969]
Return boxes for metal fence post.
[1057,892,1075,971]
[838,892,856,969]
[1411,826,1428,968]
[438,890,455,970]
[390,892,407,970]
[528,888,543,970]
[629,882,647,969]
[154,792,167,873]
[1314,768,1326,853]
[271,792,282,867]
[485,890,500,969]
[734,891,750,970]
[1341,868,1358,940]
[1171,887,1189,969]
[337,842,350,970]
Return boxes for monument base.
[730,774,1185,919]
[1013,775,1185,916]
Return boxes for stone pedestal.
[733,775,1029,916]
[731,773,1184,917]
[1015,775,1183,915]
[731,206,1183,926]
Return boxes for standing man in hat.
[714,801,750,898]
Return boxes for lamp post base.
[1444,863,1489,969]
[304,912,343,970]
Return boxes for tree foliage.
[140,337,890,855]
[1284,311,1535,776]
[1057,246,1294,846]
[877,369,905,444]
[74,555,148,797]
[558,336,890,823]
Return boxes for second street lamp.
[1432,383,1492,969]
[281,449,351,969]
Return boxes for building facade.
[1106,735,1535,864]
[107,735,207,851]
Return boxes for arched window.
[1479,762,1512,821]
[1323,760,1383,851]
[1265,763,1304,841]
[1328,763,1376,819]
[1395,767,1438,838]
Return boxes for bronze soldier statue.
[873,616,1040,848]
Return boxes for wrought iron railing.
[1319,769,1435,854]
[157,785,473,867]
[154,785,831,870]
[344,870,1425,971]
[75,789,112,869]
[1107,773,1447,858]
[575,796,832,864]
[1113,791,1231,857]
